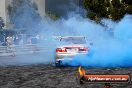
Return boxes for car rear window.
[60,37,86,44]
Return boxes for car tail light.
[56,48,67,52]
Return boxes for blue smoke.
[62,15,132,68]
[9,0,132,67]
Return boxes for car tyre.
[55,61,61,67]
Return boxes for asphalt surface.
[0,52,55,66]
[0,64,132,88]
[0,53,132,88]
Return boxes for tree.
[83,0,108,21]
[86,12,96,20]
[83,0,132,21]
[122,0,132,5]
[111,0,121,8]
[126,5,132,14]
[46,11,59,20]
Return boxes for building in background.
[0,0,11,28]
[0,0,82,29]
[31,0,45,18]
[0,0,45,29]
[45,0,80,17]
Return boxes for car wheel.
[55,60,63,67]
[55,63,60,67]
[55,61,60,67]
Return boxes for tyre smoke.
[65,15,132,68]
[8,0,132,67]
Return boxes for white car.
[55,36,89,66]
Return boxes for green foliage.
[86,12,96,20]
[109,7,120,21]
[46,11,59,20]
[126,5,132,14]
[83,0,109,21]
[122,0,132,5]
[111,0,121,8]
[83,0,132,21]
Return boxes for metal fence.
[0,44,50,57]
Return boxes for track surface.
[0,64,132,88]
[0,53,132,88]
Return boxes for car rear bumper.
[56,52,87,59]
[55,52,88,66]
[56,53,75,59]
